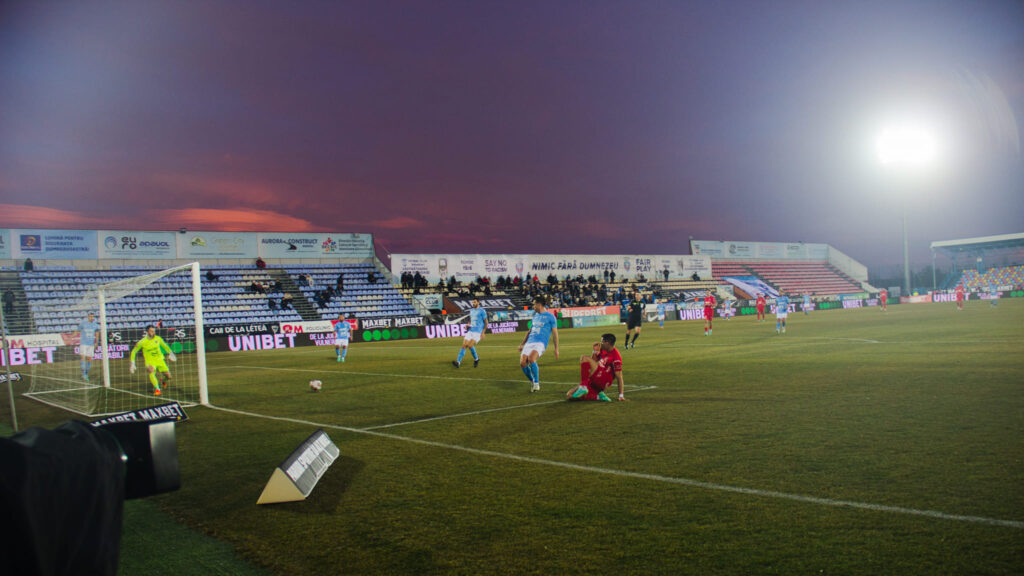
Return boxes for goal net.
[16,263,208,417]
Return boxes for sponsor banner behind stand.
[900,294,933,304]
[413,294,443,310]
[448,297,520,312]
[258,233,372,259]
[392,254,712,283]
[279,320,338,334]
[177,231,258,258]
[0,229,11,259]
[13,229,98,259]
[98,230,176,259]
[1,333,65,349]
[550,306,620,318]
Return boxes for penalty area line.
[361,385,658,430]
[206,404,1024,530]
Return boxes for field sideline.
[6,300,1024,575]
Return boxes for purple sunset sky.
[1,0,1021,269]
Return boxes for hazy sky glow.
[1,0,1022,268]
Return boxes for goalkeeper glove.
[168,352,177,362]
[129,361,136,374]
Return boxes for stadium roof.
[930,232,1024,254]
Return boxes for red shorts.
[703,307,714,320]
[586,373,613,392]
[756,305,765,313]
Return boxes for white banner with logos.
[0,229,10,259]
[413,294,443,310]
[279,320,336,334]
[98,230,177,259]
[391,254,712,283]
[177,231,259,258]
[12,229,98,259]
[258,233,372,259]
[0,333,65,348]
[691,240,828,261]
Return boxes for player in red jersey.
[955,285,965,310]
[567,334,626,402]
[702,289,716,336]
[879,289,888,311]
[755,293,767,322]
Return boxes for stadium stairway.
[0,271,34,333]
[269,270,321,322]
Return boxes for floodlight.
[875,123,939,169]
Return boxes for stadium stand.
[14,263,418,332]
[956,265,1024,290]
[283,263,418,320]
[708,261,862,295]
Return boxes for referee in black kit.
[625,292,644,349]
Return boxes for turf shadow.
[276,455,365,515]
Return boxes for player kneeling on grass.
[333,313,350,362]
[518,296,558,392]
[128,325,176,396]
[453,299,487,368]
[567,334,626,402]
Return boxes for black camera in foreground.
[0,420,180,576]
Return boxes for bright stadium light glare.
[875,123,939,169]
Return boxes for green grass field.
[6,300,1024,575]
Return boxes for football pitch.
[11,300,1024,575]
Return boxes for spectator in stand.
[205,269,217,282]
[367,271,377,284]
[691,272,700,281]
[604,269,610,283]
[610,270,616,283]
[304,273,314,287]
[3,288,14,317]
[255,257,266,269]
[23,258,33,272]
[663,268,670,282]
[281,293,294,310]
[268,297,279,311]
[336,273,345,292]
[484,284,492,297]
[271,280,283,292]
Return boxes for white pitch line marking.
[220,364,633,387]
[206,404,1024,530]
[362,385,658,430]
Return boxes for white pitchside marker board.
[257,429,340,505]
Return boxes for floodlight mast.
[876,124,938,295]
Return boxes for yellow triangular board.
[257,468,306,505]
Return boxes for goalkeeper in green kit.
[128,325,176,395]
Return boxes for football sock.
[336,348,341,358]
[631,334,639,345]
[521,365,533,381]
[580,361,589,385]
[342,347,347,359]
[530,362,539,383]
[148,372,160,390]
[80,360,87,374]
[457,348,466,363]
[470,347,478,361]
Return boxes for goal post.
[19,262,209,417]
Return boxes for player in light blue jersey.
[775,294,790,334]
[453,299,487,368]
[989,285,998,307]
[803,293,812,315]
[656,301,667,328]
[519,296,559,392]
[333,313,351,362]
[75,312,101,381]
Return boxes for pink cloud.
[0,203,120,228]
[370,216,426,229]
[157,208,314,231]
